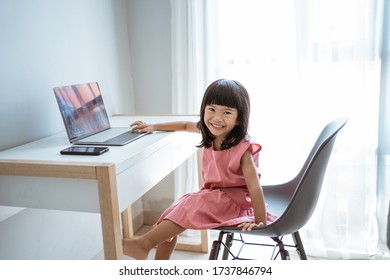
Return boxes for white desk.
[0,115,203,259]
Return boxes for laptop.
[53,82,148,146]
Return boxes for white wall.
[0,0,135,152]
[0,0,140,259]
[127,0,172,114]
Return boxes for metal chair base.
[209,231,307,260]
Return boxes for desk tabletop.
[0,115,200,170]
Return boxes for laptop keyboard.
[82,128,131,142]
[104,131,140,144]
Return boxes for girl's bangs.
[205,86,238,109]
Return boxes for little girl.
[122,79,276,260]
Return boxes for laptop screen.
[54,82,111,142]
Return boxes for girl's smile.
[204,104,238,142]
[210,122,224,129]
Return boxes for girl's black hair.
[197,79,250,150]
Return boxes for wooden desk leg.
[122,207,134,239]
[96,164,123,260]
[200,230,209,253]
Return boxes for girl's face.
[204,104,238,142]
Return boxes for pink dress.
[155,136,277,229]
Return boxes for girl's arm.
[130,120,199,133]
[238,149,267,231]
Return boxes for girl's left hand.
[130,121,153,133]
[237,221,265,232]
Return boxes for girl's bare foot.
[122,238,149,260]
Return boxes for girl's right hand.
[237,221,265,232]
[130,121,154,133]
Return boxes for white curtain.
[174,0,389,259]
[377,0,390,254]
[171,0,209,198]
[170,0,210,237]
[171,0,204,116]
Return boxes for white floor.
[94,225,390,260]
[118,229,390,261]
[122,230,316,260]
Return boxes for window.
[203,0,384,258]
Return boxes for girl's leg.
[154,236,178,260]
[122,220,185,260]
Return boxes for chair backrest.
[268,117,347,236]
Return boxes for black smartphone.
[60,146,109,156]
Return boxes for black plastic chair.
[208,118,348,260]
